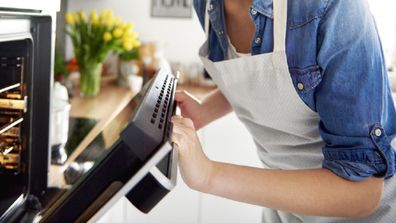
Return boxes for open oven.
[0,3,179,222]
[0,6,54,223]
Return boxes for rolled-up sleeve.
[316,0,396,181]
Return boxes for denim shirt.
[193,0,396,181]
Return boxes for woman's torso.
[196,0,396,222]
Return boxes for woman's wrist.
[194,102,212,129]
[195,89,233,129]
[193,159,217,192]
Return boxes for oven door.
[36,79,179,223]
[38,140,178,223]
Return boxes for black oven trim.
[0,13,53,223]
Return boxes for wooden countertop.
[49,78,136,186]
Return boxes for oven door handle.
[148,143,178,191]
[151,103,180,190]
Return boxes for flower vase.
[79,62,102,97]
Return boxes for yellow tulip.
[92,19,100,27]
[89,10,98,22]
[123,23,135,34]
[106,10,114,19]
[112,28,123,38]
[79,11,85,22]
[122,29,132,38]
[122,37,133,45]
[118,21,127,29]
[73,13,80,23]
[99,10,107,22]
[103,32,112,42]
[122,41,133,51]
[104,12,115,27]
[122,30,139,41]
[130,31,139,39]
[99,9,111,23]
[65,12,75,25]
[105,18,114,27]
[132,40,141,48]
[124,22,135,31]
[114,16,122,26]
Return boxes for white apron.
[199,0,396,222]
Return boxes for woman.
[171,0,396,222]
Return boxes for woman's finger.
[172,142,180,153]
[172,121,194,135]
[170,132,183,148]
[172,116,195,128]
[172,125,188,136]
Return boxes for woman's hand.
[171,115,214,191]
[175,91,206,130]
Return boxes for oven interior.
[0,38,32,218]
[0,14,53,223]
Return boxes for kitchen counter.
[49,78,135,186]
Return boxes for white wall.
[368,0,396,67]
[66,0,205,64]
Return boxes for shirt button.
[297,83,304,90]
[375,128,382,137]
[208,3,214,11]
[218,30,224,36]
[250,8,257,15]
[255,37,261,44]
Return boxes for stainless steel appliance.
[0,3,57,222]
[0,2,178,222]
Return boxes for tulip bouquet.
[65,10,140,96]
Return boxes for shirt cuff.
[322,124,396,181]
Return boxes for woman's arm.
[171,116,385,218]
[206,163,384,217]
[176,89,232,130]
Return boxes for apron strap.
[204,0,210,39]
[273,0,288,52]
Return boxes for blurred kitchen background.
[55,0,210,92]
[55,0,396,92]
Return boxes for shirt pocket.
[289,65,323,111]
